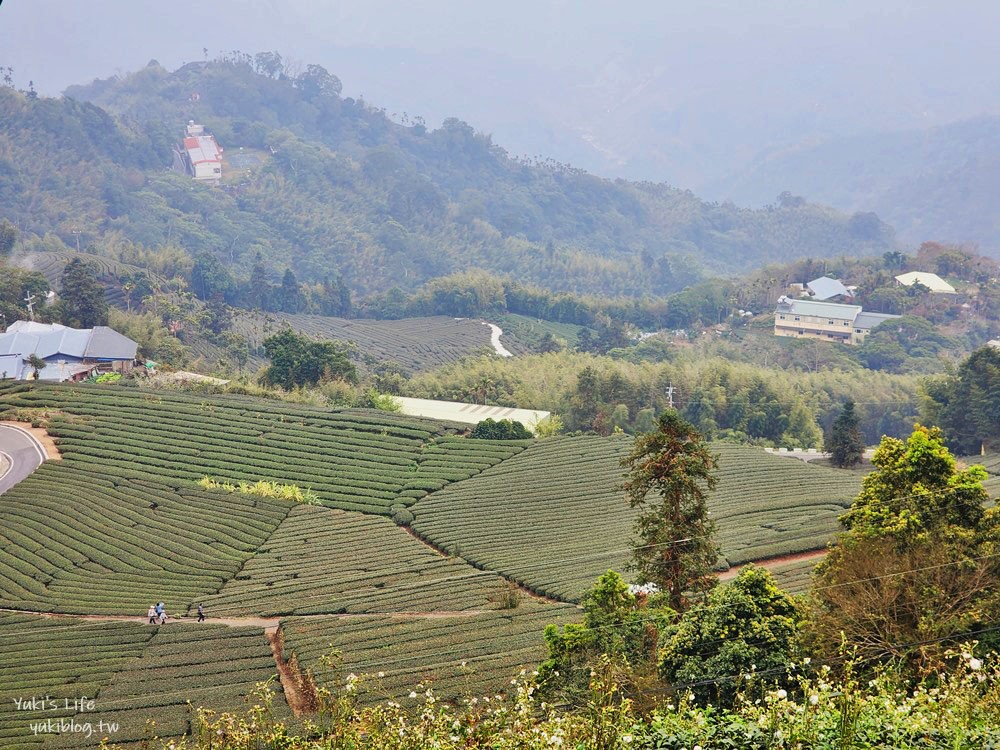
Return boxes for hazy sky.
[2,1,998,187]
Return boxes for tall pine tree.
[621,410,719,611]
[829,400,865,467]
[58,258,108,328]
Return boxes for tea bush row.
[280,603,579,705]
[202,505,504,617]
[0,463,289,615]
[0,384,529,515]
[411,436,862,601]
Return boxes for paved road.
[0,423,46,494]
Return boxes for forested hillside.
[0,55,894,302]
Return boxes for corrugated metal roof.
[85,327,138,360]
[776,298,862,320]
[0,331,40,356]
[1,322,136,364]
[34,328,90,359]
[854,312,900,330]
[806,276,850,300]
[184,135,221,165]
[894,271,956,293]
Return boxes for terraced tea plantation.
[0,614,150,749]
[14,251,165,309]
[0,383,524,515]
[47,625,286,748]
[0,614,284,748]
[0,462,289,615]
[410,436,862,600]
[281,603,580,705]
[233,312,525,373]
[202,505,504,617]
[0,379,878,745]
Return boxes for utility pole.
[24,291,36,321]
[71,228,82,253]
[666,382,675,410]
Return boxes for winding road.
[0,423,47,494]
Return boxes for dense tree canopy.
[659,565,801,705]
[810,425,1000,669]
[261,328,357,389]
[922,346,1000,455]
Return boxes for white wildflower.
[809,694,819,706]
[970,657,982,671]
[776,689,787,699]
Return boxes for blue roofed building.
[0,322,138,381]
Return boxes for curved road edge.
[0,423,47,494]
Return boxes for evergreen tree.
[621,410,719,610]
[0,219,17,256]
[829,400,865,467]
[58,258,108,328]
[278,269,305,313]
[937,346,1000,455]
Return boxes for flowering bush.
[130,648,1000,749]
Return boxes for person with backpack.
[197,603,205,622]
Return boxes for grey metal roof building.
[806,276,850,300]
[773,296,900,346]
[0,322,138,381]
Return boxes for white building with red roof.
[182,121,223,182]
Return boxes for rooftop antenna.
[24,291,36,321]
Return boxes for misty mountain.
[707,116,1000,255]
[5,0,999,199]
[1,57,894,301]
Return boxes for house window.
[798,330,804,335]
[828,319,835,325]
[778,315,785,320]
[855,329,862,333]
[794,316,800,321]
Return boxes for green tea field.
[280,603,581,705]
[410,436,862,600]
[0,614,286,749]
[233,312,526,373]
[0,462,288,615]
[200,505,504,617]
[0,383,525,515]
[15,251,165,309]
[0,380,879,745]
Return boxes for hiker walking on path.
[155,602,166,624]
[147,604,157,624]
[158,607,169,625]
[197,603,205,622]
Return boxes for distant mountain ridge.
[0,57,895,301]
[708,116,1000,256]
